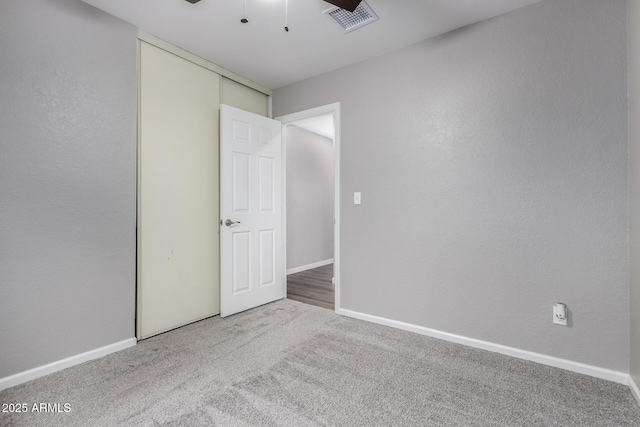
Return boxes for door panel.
[220,104,284,317]
[259,157,275,211]
[232,152,251,212]
[232,232,251,294]
[259,230,275,286]
[138,42,220,339]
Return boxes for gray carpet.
[1,299,639,426]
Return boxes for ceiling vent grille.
[324,1,379,33]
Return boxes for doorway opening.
[277,103,341,312]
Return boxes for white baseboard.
[287,258,334,276]
[336,308,629,385]
[630,375,640,406]
[0,338,136,391]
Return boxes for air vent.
[324,1,379,34]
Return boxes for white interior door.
[220,104,284,317]
[138,41,220,339]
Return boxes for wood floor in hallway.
[286,264,334,310]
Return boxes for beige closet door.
[220,77,269,117]
[138,41,220,339]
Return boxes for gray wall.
[0,0,137,378]
[629,0,640,386]
[274,0,629,371]
[286,125,334,271]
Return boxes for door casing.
[276,103,342,312]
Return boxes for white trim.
[137,31,272,97]
[281,124,288,300]
[276,103,342,312]
[337,308,629,385]
[0,338,136,391]
[136,37,143,340]
[630,376,640,406]
[287,258,334,275]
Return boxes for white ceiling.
[82,0,543,89]
[293,115,334,139]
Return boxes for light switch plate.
[354,192,361,205]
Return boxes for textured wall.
[0,0,137,377]
[274,0,629,371]
[286,126,334,271]
[629,0,640,386]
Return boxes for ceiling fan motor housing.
[324,0,362,13]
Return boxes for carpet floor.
[1,299,639,426]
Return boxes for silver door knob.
[225,219,241,227]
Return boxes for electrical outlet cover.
[553,306,567,326]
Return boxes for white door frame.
[276,103,341,312]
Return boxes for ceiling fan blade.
[324,0,362,13]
